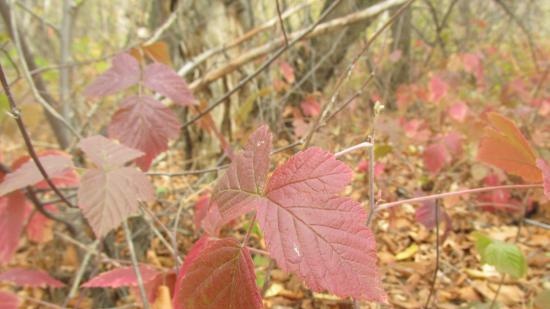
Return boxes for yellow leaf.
[395,244,418,261]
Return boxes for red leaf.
[259,148,385,301]
[108,96,181,171]
[536,159,550,198]
[442,132,463,157]
[26,204,56,243]
[0,192,31,263]
[78,135,144,169]
[84,53,140,98]
[143,63,195,106]
[78,135,154,238]
[447,101,469,122]
[82,265,160,288]
[212,126,272,223]
[415,200,452,239]
[193,194,210,231]
[78,167,154,238]
[423,143,450,174]
[279,61,295,84]
[300,95,321,117]
[0,268,65,287]
[428,74,448,103]
[174,236,211,292]
[258,195,385,301]
[267,147,351,198]
[172,237,262,309]
[10,150,79,190]
[477,113,542,183]
[0,155,74,197]
[478,173,514,212]
[0,291,19,309]
[193,194,223,236]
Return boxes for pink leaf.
[423,143,450,174]
[82,265,160,288]
[78,135,144,169]
[108,96,181,171]
[374,162,385,178]
[0,268,65,287]
[258,196,386,301]
[447,101,469,122]
[442,132,463,157]
[26,205,56,243]
[429,75,448,103]
[279,61,295,84]
[536,159,550,198]
[259,148,385,301]
[193,194,210,231]
[415,200,452,239]
[84,53,140,98]
[478,173,514,212]
[193,194,223,236]
[78,136,154,238]
[266,147,351,199]
[78,166,154,238]
[0,192,31,263]
[212,125,272,224]
[0,291,19,309]
[143,63,195,106]
[172,237,262,309]
[300,95,321,117]
[11,150,79,190]
[0,156,74,197]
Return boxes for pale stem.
[375,184,543,211]
[123,220,151,309]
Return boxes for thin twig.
[123,220,151,309]
[275,0,289,46]
[424,200,440,308]
[181,0,343,129]
[376,184,543,211]
[7,3,81,139]
[366,137,376,226]
[303,0,415,148]
[0,64,77,210]
[524,218,550,229]
[65,240,99,305]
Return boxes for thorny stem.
[376,184,543,211]
[123,220,151,309]
[0,63,76,211]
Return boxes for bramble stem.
[376,184,542,211]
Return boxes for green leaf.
[483,241,527,278]
[472,231,492,254]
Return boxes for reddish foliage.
[84,53,140,98]
[143,63,195,106]
[173,237,262,309]
[0,192,30,263]
[78,136,155,238]
[536,159,550,198]
[477,113,542,183]
[428,74,448,103]
[300,95,321,117]
[0,291,19,309]
[108,95,181,171]
[0,268,65,287]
